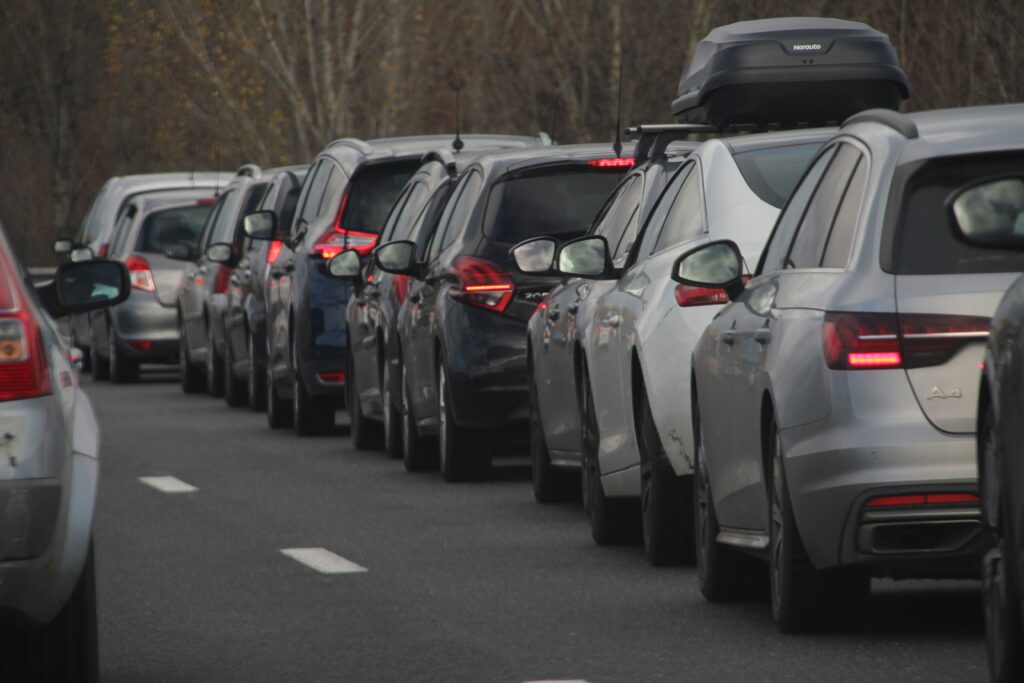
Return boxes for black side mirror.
[163,242,193,261]
[37,260,130,317]
[206,242,234,264]
[53,238,74,255]
[243,211,277,241]
[672,240,745,301]
[373,240,418,276]
[327,250,363,279]
[510,237,558,275]
[556,235,614,279]
[949,176,1024,250]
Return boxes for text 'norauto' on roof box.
[673,17,909,130]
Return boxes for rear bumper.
[112,292,179,361]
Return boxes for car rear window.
[893,152,1024,275]
[733,143,823,208]
[340,161,420,235]
[483,165,626,245]
[135,205,213,254]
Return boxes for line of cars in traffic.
[49,16,1024,682]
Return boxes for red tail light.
[0,256,51,402]
[213,264,232,294]
[318,371,346,383]
[588,158,635,168]
[315,187,378,259]
[128,340,152,351]
[123,255,155,292]
[97,243,109,258]
[267,240,283,265]
[823,312,989,371]
[674,277,750,307]
[866,492,978,508]
[392,274,410,304]
[449,256,515,313]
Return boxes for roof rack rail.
[234,164,262,178]
[327,138,375,155]
[842,109,918,139]
[628,123,715,165]
[537,131,554,146]
[421,149,458,176]
[625,123,717,136]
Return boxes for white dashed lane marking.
[280,548,368,574]
[139,476,198,493]
[524,680,591,683]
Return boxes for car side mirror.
[206,242,234,264]
[53,238,74,255]
[373,240,417,276]
[36,260,130,317]
[556,235,613,279]
[510,237,558,275]
[243,211,277,241]
[327,250,363,279]
[672,240,745,301]
[69,247,94,263]
[163,242,193,261]
[949,176,1024,250]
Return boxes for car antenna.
[452,84,464,153]
[613,62,623,158]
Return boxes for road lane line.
[139,476,198,493]
[524,680,591,683]
[280,547,367,574]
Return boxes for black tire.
[266,357,292,429]
[347,346,382,449]
[694,405,764,601]
[580,374,640,545]
[247,330,267,411]
[223,336,247,407]
[438,360,489,482]
[90,343,109,381]
[401,360,435,472]
[109,334,139,384]
[206,323,225,397]
[530,370,579,503]
[981,403,1024,682]
[637,387,694,565]
[292,349,334,436]
[381,353,403,460]
[179,324,204,394]
[769,422,867,632]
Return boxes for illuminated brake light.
[128,340,152,351]
[449,256,515,313]
[318,371,346,383]
[197,198,216,206]
[123,255,155,292]
[866,492,979,508]
[588,158,635,168]
[847,351,902,368]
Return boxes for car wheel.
[223,336,247,407]
[292,347,333,436]
[179,324,204,393]
[109,334,139,384]
[381,355,403,460]
[247,330,267,411]
[438,360,489,482]
[90,343,109,381]
[401,359,435,472]
[981,404,1024,682]
[265,352,292,429]
[769,421,866,632]
[694,406,763,602]
[206,323,225,397]
[40,539,100,682]
[636,386,693,565]
[530,370,579,503]
[580,373,640,545]
[347,345,381,449]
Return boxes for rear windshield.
[483,166,626,245]
[135,205,213,254]
[733,143,822,208]
[341,162,419,234]
[893,152,1024,275]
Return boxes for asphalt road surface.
[90,370,987,682]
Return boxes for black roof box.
[672,17,909,130]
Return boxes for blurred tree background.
[0,0,1020,264]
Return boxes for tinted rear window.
[893,152,1024,275]
[733,143,822,208]
[341,162,419,235]
[135,205,213,254]
[483,166,626,245]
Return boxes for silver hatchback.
[682,104,1024,632]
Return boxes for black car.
[222,165,308,408]
[257,135,546,435]
[373,143,634,481]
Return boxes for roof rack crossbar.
[842,109,918,139]
[625,123,717,136]
[326,138,375,155]
[628,123,712,164]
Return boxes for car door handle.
[567,303,579,315]
[548,309,560,321]
[754,328,771,345]
[607,314,621,328]
[722,330,736,346]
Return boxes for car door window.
[427,175,470,264]
[298,161,329,229]
[590,176,643,267]
[653,164,705,253]
[412,182,457,259]
[392,182,430,242]
[318,162,346,220]
[199,191,232,252]
[786,144,861,269]
[821,155,868,268]
[380,184,414,243]
[634,162,694,261]
[429,172,480,263]
[109,206,136,257]
[757,147,837,274]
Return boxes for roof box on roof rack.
[672,17,909,130]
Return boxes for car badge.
[927,386,962,400]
